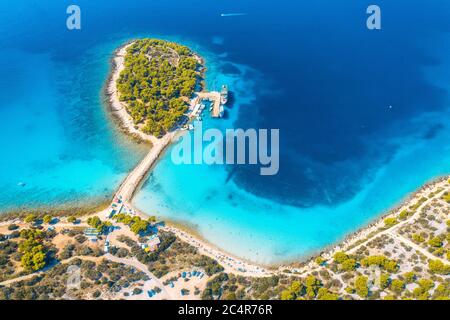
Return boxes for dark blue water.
[1,0,450,262]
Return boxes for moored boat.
[220,85,228,105]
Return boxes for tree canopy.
[117,39,202,137]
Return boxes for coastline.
[105,41,160,146]
[278,175,450,273]
[1,38,448,276]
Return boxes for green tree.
[355,276,369,298]
[130,220,149,235]
[87,216,102,229]
[390,279,405,294]
[333,252,348,264]
[379,274,390,289]
[43,215,52,224]
[384,217,398,227]
[24,214,36,224]
[428,236,443,248]
[403,271,416,283]
[341,258,357,271]
[317,288,339,300]
[67,216,77,224]
[305,276,321,299]
[18,229,47,272]
[315,256,325,266]
[428,259,450,275]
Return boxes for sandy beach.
[106,42,161,145]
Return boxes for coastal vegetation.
[116,39,202,137]
[112,213,152,235]
[18,229,49,272]
[1,177,450,300]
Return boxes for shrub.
[360,255,399,272]
[412,234,425,243]
[379,274,390,289]
[333,252,349,264]
[355,276,369,298]
[428,260,450,275]
[384,217,398,227]
[341,258,357,271]
[43,215,52,224]
[24,214,37,224]
[428,237,443,248]
[67,216,77,224]
[7,224,19,231]
[390,279,405,294]
[403,271,416,283]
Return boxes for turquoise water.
[2,1,450,264]
[134,46,450,264]
[0,39,148,211]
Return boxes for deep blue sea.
[1,0,450,263]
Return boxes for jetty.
[197,92,222,118]
[114,133,176,202]
[115,89,227,203]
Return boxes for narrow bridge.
[115,133,176,202]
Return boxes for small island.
[116,39,203,138]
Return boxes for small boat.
[220,85,228,105]
[17,182,26,187]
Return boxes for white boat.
[220,85,228,105]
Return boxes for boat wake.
[220,13,247,17]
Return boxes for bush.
[43,215,52,224]
[379,274,390,289]
[67,216,77,224]
[133,288,143,295]
[340,258,356,271]
[355,276,369,298]
[428,237,443,248]
[116,248,129,258]
[8,224,19,231]
[333,252,349,264]
[412,234,425,243]
[390,279,405,294]
[403,272,416,283]
[428,260,450,275]
[360,255,398,273]
[75,234,87,244]
[384,217,398,227]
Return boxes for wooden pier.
[197,91,222,118]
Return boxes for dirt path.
[104,253,172,299]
